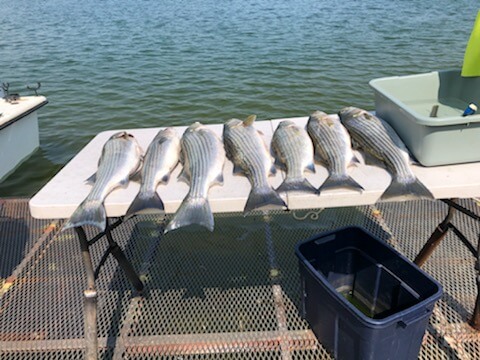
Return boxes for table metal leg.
[105,226,144,292]
[472,233,480,330]
[75,226,98,360]
[414,203,455,267]
[413,199,480,330]
[74,218,145,358]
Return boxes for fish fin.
[178,168,190,184]
[270,145,278,159]
[269,164,277,176]
[243,114,257,126]
[276,178,317,194]
[130,170,142,183]
[314,154,327,167]
[119,177,130,188]
[244,186,287,215]
[350,153,362,166]
[409,156,421,166]
[179,148,185,164]
[224,143,235,162]
[274,158,287,172]
[161,173,171,184]
[165,196,214,233]
[233,164,244,176]
[350,137,362,151]
[361,151,385,167]
[125,191,165,218]
[213,173,224,186]
[305,162,316,173]
[318,174,364,194]
[85,173,96,185]
[380,177,434,201]
[62,199,106,232]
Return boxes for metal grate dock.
[1,198,479,359]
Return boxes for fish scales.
[183,127,218,196]
[338,107,433,200]
[344,113,411,179]
[274,127,305,177]
[64,132,143,231]
[165,123,225,232]
[228,126,269,187]
[318,126,345,174]
[93,140,128,197]
[271,121,316,194]
[223,116,286,214]
[307,111,363,193]
[141,136,164,189]
[126,128,180,217]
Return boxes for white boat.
[0,92,48,182]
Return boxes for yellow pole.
[462,10,480,77]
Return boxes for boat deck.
[1,197,479,359]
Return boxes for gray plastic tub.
[370,70,480,166]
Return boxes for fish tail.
[380,177,434,201]
[318,174,364,194]
[62,199,106,231]
[164,196,213,233]
[125,191,165,218]
[244,186,287,215]
[276,177,317,194]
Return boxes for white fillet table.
[29,117,480,359]
[29,117,480,218]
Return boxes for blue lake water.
[0,0,477,196]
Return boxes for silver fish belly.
[223,115,286,215]
[338,107,433,200]
[165,122,225,233]
[64,131,144,231]
[126,127,180,217]
[271,120,316,194]
[307,111,363,193]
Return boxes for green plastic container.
[370,70,480,166]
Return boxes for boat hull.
[0,96,47,182]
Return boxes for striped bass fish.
[223,115,286,215]
[63,131,143,231]
[338,107,434,200]
[307,111,363,193]
[126,127,180,217]
[165,122,225,233]
[271,120,316,194]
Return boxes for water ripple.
[0,0,476,195]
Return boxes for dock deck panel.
[1,198,480,359]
